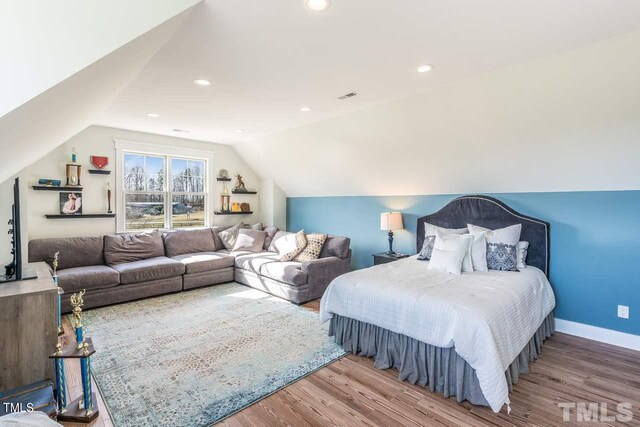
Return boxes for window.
[121,151,208,231]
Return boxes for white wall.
[235,32,640,197]
[0,8,194,185]
[0,125,262,265]
[260,180,287,230]
[0,0,200,118]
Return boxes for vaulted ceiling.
[3,0,640,190]
[99,0,640,144]
[0,0,200,183]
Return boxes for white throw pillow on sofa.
[428,232,472,275]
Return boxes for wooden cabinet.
[0,263,57,391]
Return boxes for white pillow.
[428,233,472,275]
[468,224,522,272]
[469,232,488,272]
[467,224,522,245]
[434,229,473,272]
[417,223,468,260]
[517,241,529,269]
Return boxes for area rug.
[76,283,345,426]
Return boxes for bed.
[319,195,556,413]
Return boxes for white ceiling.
[98,0,640,144]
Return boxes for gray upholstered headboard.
[416,195,550,276]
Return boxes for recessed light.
[417,65,433,73]
[235,129,245,133]
[300,106,311,112]
[146,113,160,118]
[193,79,211,86]
[305,0,331,11]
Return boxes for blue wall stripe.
[287,191,640,336]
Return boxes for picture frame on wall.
[60,192,82,215]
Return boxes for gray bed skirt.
[329,312,555,407]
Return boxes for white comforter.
[319,255,556,413]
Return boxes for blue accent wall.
[287,191,640,336]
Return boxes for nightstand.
[372,252,410,266]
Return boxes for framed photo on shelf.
[60,192,82,215]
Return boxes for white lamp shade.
[380,212,403,231]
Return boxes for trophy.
[70,290,86,349]
[51,290,98,423]
[52,252,64,336]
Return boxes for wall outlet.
[617,305,629,319]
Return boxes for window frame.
[114,139,214,233]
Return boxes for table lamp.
[380,212,403,255]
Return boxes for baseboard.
[555,318,640,351]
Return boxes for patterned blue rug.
[77,283,345,426]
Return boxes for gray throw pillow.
[262,226,279,250]
[486,243,518,271]
[250,223,263,230]
[218,224,243,250]
[232,229,267,253]
[211,225,231,250]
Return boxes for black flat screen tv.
[1,178,35,283]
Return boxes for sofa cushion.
[262,226,279,250]
[234,252,279,273]
[57,265,120,293]
[111,256,185,285]
[319,235,351,259]
[162,228,217,257]
[232,229,267,253]
[28,236,105,270]
[172,252,234,274]
[259,262,308,286]
[268,231,293,252]
[104,231,165,266]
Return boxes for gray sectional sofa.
[28,226,351,312]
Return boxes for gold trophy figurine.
[52,252,64,336]
[70,290,86,349]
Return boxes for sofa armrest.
[301,256,351,289]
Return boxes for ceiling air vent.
[338,92,357,100]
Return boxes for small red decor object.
[90,156,109,170]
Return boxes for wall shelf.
[214,211,253,215]
[231,190,257,194]
[32,186,83,192]
[216,177,232,182]
[88,170,111,175]
[45,214,115,219]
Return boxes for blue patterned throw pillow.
[486,243,518,271]
[417,235,436,260]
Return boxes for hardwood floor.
[59,299,640,427]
